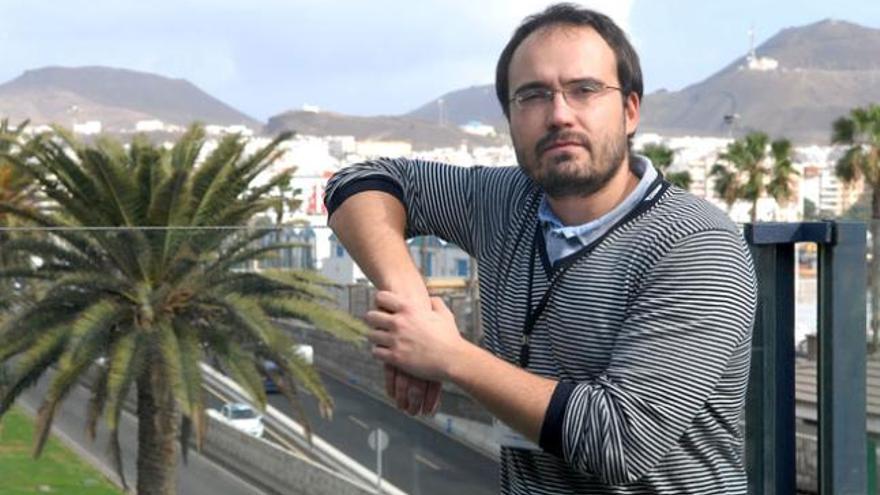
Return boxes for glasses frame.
[508,79,623,113]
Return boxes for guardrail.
[200,363,408,495]
[744,221,867,495]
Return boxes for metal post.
[817,222,867,495]
[746,241,796,495]
[377,442,382,493]
[744,221,868,495]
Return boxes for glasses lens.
[564,83,604,108]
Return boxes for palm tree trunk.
[871,190,880,354]
[751,200,758,223]
[136,357,180,494]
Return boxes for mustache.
[535,130,592,156]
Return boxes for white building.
[355,140,412,158]
[73,120,102,135]
[320,234,471,285]
[136,120,165,133]
[460,121,496,137]
[205,124,254,137]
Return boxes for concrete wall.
[796,432,818,493]
[202,415,377,495]
[794,431,880,494]
[280,320,493,424]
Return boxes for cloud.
[0,1,637,118]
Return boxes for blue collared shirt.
[538,154,658,264]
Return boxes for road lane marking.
[348,415,370,430]
[414,453,441,470]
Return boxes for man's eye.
[573,84,600,96]
[518,91,547,102]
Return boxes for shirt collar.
[537,154,658,240]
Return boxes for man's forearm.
[449,342,556,443]
[367,289,558,445]
[329,189,441,415]
[328,190,430,305]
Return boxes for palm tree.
[833,103,880,351]
[638,142,692,190]
[0,119,38,312]
[0,126,365,494]
[709,131,798,222]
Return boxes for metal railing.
[744,221,867,495]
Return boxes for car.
[293,344,314,365]
[262,345,315,393]
[209,402,265,438]
[262,360,281,394]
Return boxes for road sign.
[369,428,389,492]
[368,428,389,452]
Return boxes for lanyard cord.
[518,224,577,367]
[516,176,669,368]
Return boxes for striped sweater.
[325,159,757,495]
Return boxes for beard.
[515,127,628,199]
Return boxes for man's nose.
[547,91,576,129]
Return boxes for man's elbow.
[568,446,655,486]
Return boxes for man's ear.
[624,92,640,136]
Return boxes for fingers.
[372,345,393,363]
[367,330,394,348]
[406,378,426,416]
[394,370,410,410]
[423,380,442,415]
[384,364,397,398]
[365,310,394,330]
[375,290,404,313]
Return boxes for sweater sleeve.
[324,157,524,259]
[547,229,757,484]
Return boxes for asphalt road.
[18,372,265,495]
[264,372,498,495]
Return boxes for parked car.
[209,402,265,437]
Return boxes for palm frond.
[258,297,366,342]
[173,321,206,452]
[0,325,68,416]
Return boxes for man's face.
[507,25,640,199]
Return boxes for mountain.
[406,85,506,133]
[405,19,880,144]
[640,19,880,143]
[264,110,505,151]
[0,66,260,130]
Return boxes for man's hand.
[367,291,466,382]
[384,365,442,415]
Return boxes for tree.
[709,131,798,222]
[0,126,365,494]
[832,103,880,351]
[0,119,38,313]
[803,198,819,221]
[638,142,692,190]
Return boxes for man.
[325,4,756,494]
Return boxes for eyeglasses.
[509,80,622,113]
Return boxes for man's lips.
[535,132,591,157]
[541,141,584,154]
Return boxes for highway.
[266,372,498,495]
[18,372,266,495]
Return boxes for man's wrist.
[443,338,479,384]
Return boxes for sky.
[0,0,878,121]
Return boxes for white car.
[293,344,314,365]
[210,403,265,438]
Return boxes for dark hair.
[494,3,643,120]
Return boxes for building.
[320,234,471,285]
[73,120,102,135]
